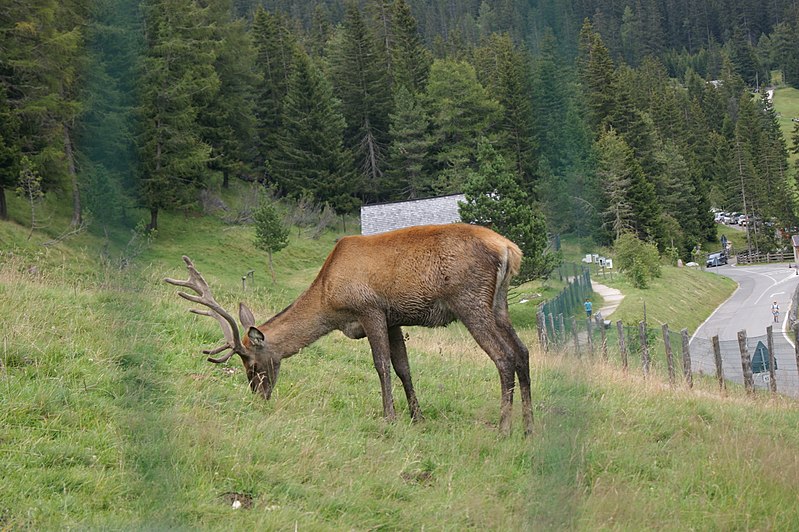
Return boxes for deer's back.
[317,224,520,325]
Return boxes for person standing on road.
[584,298,593,318]
[771,301,780,323]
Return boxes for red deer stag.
[165,223,533,435]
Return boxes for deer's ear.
[239,303,255,329]
[247,327,266,348]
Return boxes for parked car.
[706,251,728,267]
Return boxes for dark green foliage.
[251,8,297,175]
[614,232,661,289]
[473,33,537,193]
[577,20,616,133]
[271,50,356,214]
[6,0,799,246]
[390,0,432,93]
[136,0,219,230]
[425,59,502,194]
[385,86,433,199]
[0,87,21,220]
[459,139,559,282]
[328,2,393,199]
[253,195,289,282]
[199,1,258,189]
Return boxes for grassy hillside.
[1,200,798,529]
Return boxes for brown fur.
[217,224,530,435]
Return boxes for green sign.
[751,341,777,374]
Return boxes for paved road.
[693,263,799,341]
[692,262,799,396]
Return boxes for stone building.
[360,194,465,235]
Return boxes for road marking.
[754,271,798,304]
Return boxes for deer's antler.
[164,256,246,363]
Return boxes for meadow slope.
[1,210,798,530]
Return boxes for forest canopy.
[2,0,799,260]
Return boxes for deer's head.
[165,256,281,400]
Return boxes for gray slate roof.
[360,194,465,235]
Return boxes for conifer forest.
[4,0,799,259]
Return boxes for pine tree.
[251,8,297,176]
[271,50,356,215]
[1,0,86,224]
[390,0,431,93]
[459,139,558,281]
[136,0,218,231]
[473,33,537,193]
[78,0,140,227]
[199,1,257,189]
[425,59,502,193]
[577,19,616,133]
[596,128,661,244]
[385,86,433,199]
[253,196,289,283]
[0,87,21,220]
[328,2,393,200]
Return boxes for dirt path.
[593,282,624,318]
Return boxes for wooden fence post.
[571,316,580,357]
[766,325,777,394]
[617,320,628,371]
[662,324,675,386]
[587,317,594,357]
[536,311,546,352]
[639,321,650,377]
[737,330,754,394]
[558,314,565,345]
[680,328,693,388]
[712,335,725,392]
[548,313,556,347]
[599,317,608,361]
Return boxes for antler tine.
[164,256,247,359]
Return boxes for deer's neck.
[261,287,333,358]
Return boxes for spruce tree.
[425,59,502,193]
[136,0,218,231]
[253,197,289,283]
[0,87,20,220]
[459,139,557,281]
[385,86,433,199]
[390,0,431,93]
[328,2,393,200]
[251,8,297,176]
[199,2,257,189]
[577,19,616,133]
[272,50,356,215]
[473,33,537,193]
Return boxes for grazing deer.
[165,223,533,435]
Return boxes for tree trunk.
[222,168,230,189]
[268,251,276,284]
[0,186,7,220]
[148,207,159,232]
[64,126,82,227]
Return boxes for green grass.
[774,85,799,164]
[1,196,798,529]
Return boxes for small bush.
[614,233,661,288]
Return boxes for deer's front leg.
[360,313,396,421]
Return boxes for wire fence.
[540,263,592,321]
[536,311,799,398]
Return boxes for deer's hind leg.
[496,315,533,435]
[453,304,518,435]
[388,326,422,421]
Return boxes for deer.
[165,223,533,435]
